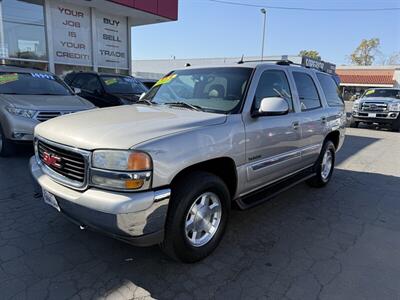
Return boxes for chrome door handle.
[292,121,300,130]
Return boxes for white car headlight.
[388,103,400,112]
[91,150,152,190]
[6,106,36,118]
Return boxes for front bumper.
[351,111,400,124]
[30,156,171,246]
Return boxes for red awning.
[336,69,395,86]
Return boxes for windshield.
[143,67,254,114]
[0,72,72,95]
[362,89,400,99]
[101,75,148,94]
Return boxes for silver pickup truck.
[350,88,400,131]
[30,60,346,262]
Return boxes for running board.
[236,167,315,210]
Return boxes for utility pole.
[260,8,267,61]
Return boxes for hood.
[359,97,400,104]
[0,94,94,110]
[35,104,227,150]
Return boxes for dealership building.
[0,0,178,75]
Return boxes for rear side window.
[72,74,102,93]
[317,73,344,106]
[293,72,321,111]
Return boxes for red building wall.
[108,0,178,20]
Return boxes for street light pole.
[260,8,266,61]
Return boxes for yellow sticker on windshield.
[154,74,177,87]
[365,89,375,95]
[0,73,19,85]
[104,78,118,86]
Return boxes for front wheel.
[391,119,400,132]
[0,124,14,157]
[307,141,336,188]
[161,171,230,263]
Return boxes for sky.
[131,0,400,65]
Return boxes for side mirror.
[139,92,146,100]
[73,87,81,94]
[253,97,289,117]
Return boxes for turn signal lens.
[124,179,145,189]
[128,152,152,171]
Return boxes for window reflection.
[0,0,47,60]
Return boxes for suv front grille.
[35,111,73,122]
[37,140,87,185]
[361,102,387,112]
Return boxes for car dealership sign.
[96,12,128,69]
[49,0,128,69]
[50,0,92,66]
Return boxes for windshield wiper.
[164,101,204,112]
[136,99,153,106]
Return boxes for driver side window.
[254,70,293,112]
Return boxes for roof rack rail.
[237,56,336,75]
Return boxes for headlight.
[91,150,152,191]
[92,150,152,171]
[352,100,360,111]
[6,106,36,118]
[388,103,400,112]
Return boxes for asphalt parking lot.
[1,126,400,300]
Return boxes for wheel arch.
[324,130,340,150]
[170,157,238,200]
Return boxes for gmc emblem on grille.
[42,151,62,168]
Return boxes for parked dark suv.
[64,72,148,108]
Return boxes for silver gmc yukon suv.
[350,88,400,131]
[30,59,346,262]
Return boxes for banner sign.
[96,12,128,69]
[301,56,336,75]
[50,0,92,65]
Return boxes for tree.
[381,52,400,65]
[299,50,321,60]
[350,38,380,66]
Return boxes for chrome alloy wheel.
[184,192,222,247]
[321,149,333,181]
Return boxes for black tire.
[161,171,230,263]
[307,141,336,188]
[349,120,359,128]
[0,124,14,157]
[391,119,400,132]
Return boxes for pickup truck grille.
[37,140,87,185]
[35,111,73,122]
[361,102,387,112]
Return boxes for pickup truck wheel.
[0,125,14,157]
[307,141,336,188]
[161,171,230,263]
[391,120,400,132]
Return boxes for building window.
[55,64,93,78]
[98,67,129,75]
[0,0,47,61]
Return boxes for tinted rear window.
[317,73,344,107]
